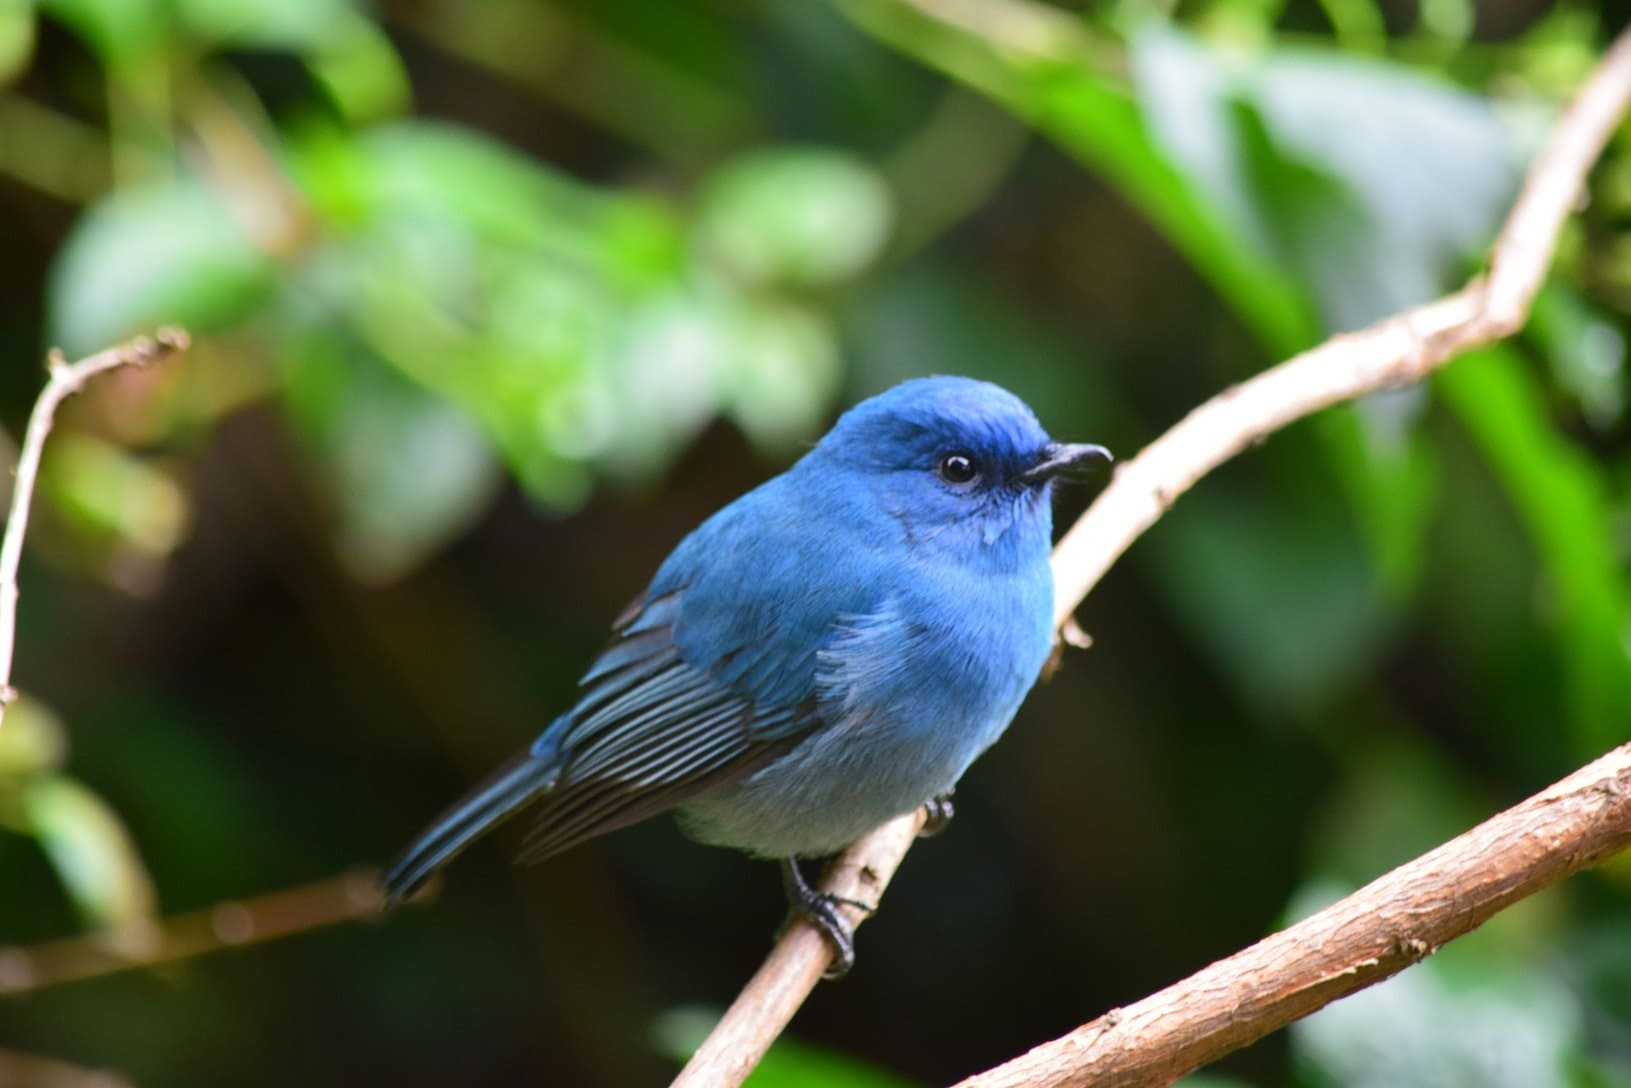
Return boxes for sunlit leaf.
[1135,27,1521,333]
[695,148,894,288]
[23,773,156,929]
[719,300,842,450]
[48,179,274,355]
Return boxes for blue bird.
[382,376,1109,972]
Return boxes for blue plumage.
[382,376,1109,967]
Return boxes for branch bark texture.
[0,328,190,726]
[958,744,1631,1087]
[676,22,1631,1088]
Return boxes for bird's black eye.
[937,452,980,485]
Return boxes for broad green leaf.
[48,179,274,355]
[1135,27,1521,334]
[1437,346,1631,755]
[0,694,69,779]
[23,773,156,929]
[283,121,838,518]
[841,0,1314,355]
[695,148,894,288]
[1246,48,1521,329]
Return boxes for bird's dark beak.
[1020,442,1113,484]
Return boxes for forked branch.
[675,24,1631,1088]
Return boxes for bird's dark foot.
[779,858,874,980]
[919,792,955,838]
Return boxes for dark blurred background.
[3,0,1631,1085]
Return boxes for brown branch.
[956,744,1631,1088]
[0,328,191,726]
[675,23,1631,1088]
[670,812,926,1088]
[0,868,385,994]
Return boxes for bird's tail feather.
[381,752,558,903]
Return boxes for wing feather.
[519,583,825,860]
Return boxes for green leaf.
[1437,346,1631,755]
[175,0,411,122]
[1245,47,1520,329]
[38,0,165,61]
[695,148,894,288]
[1135,27,1520,334]
[48,178,274,355]
[840,1,1313,355]
[718,300,842,450]
[284,121,839,518]
[23,773,156,929]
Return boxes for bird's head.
[805,376,1111,569]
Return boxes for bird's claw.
[919,792,955,837]
[780,858,874,979]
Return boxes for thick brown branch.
[0,328,190,726]
[676,21,1631,1088]
[956,744,1631,1088]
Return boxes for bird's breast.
[676,565,1053,858]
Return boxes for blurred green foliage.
[2,0,1631,1085]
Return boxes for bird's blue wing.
[518,476,882,861]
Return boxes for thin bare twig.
[0,868,385,994]
[676,23,1631,1088]
[0,328,191,726]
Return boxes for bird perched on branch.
[382,376,1110,973]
